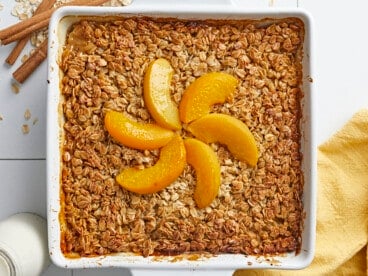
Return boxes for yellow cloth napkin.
[235,109,368,276]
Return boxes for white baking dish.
[46,2,316,274]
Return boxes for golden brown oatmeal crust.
[59,16,304,257]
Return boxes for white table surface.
[1,0,368,275]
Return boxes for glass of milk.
[0,213,50,276]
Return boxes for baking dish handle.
[130,269,235,276]
[132,0,238,7]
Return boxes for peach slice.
[104,110,174,150]
[143,58,181,130]
[187,114,259,166]
[116,135,186,194]
[184,138,221,209]
[179,72,238,123]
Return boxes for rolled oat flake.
[0,213,50,275]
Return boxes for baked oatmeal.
[59,16,304,257]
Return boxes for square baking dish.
[46,2,316,273]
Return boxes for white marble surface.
[1,0,368,275]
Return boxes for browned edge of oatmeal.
[58,15,305,259]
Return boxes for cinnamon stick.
[5,0,57,65]
[0,0,110,45]
[13,39,48,83]
[0,10,53,44]
[1,17,51,46]
[5,38,29,65]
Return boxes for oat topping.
[60,17,304,257]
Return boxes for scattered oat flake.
[33,117,39,125]
[104,0,132,6]
[0,114,3,121]
[22,124,30,134]
[11,82,20,94]
[11,0,39,20]
[29,48,37,55]
[24,109,31,120]
[31,28,48,47]
[21,54,29,63]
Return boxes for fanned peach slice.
[104,110,174,150]
[116,135,186,194]
[144,58,181,130]
[179,72,238,123]
[184,138,221,209]
[188,114,259,166]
